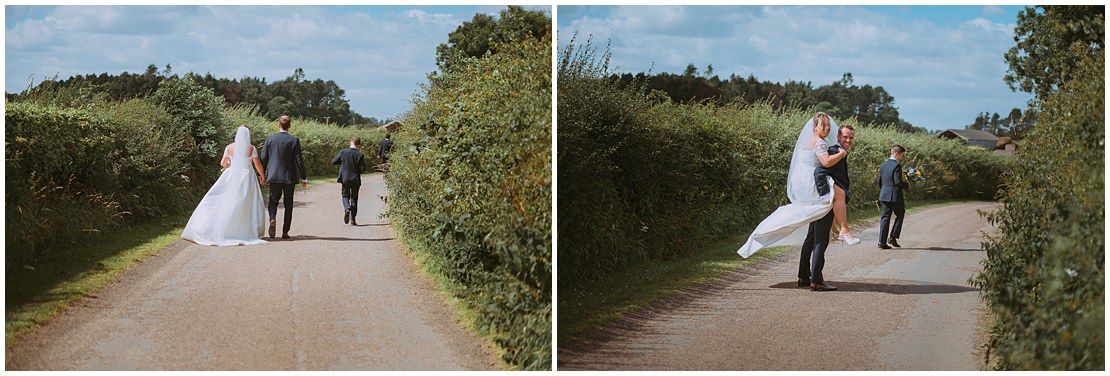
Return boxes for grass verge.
[557,198,979,346]
[389,223,508,370]
[5,175,339,347]
[5,214,189,347]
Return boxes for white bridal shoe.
[839,233,862,245]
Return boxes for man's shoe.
[878,243,892,249]
[810,283,838,292]
[269,219,276,239]
[351,218,358,226]
[281,233,291,240]
[890,238,901,248]
[344,209,350,224]
[798,279,811,287]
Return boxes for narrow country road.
[558,202,998,371]
[6,174,500,371]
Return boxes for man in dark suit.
[877,145,908,249]
[332,137,366,225]
[799,124,855,292]
[378,133,393,165]
[260,115,308,239]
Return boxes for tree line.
[965,108,1036,138]
[8,65,391,128]
[608,68,926,133]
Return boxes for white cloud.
[966,17,1013,34]
[6,18,56,49]
[983,5,1007,17]
[403,9,459,26]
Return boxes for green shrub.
[973,52,1104,370]
[7,102,118,266]
[149,76,231,184]
[104,99,202,218]
[5,99,201,268]
[558,38,1012,285]
[386,33,551,370]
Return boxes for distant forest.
[7,65,391,128]
[965,108,1035,139]
[611,65,1033,137]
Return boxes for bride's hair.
[812,112,831,136]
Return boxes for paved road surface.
[7,174,499,371]
[558,202,998,371]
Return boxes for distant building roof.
[938,129,1000,149]
[376,120,402,132]
[937,129,1000,142]
[995,136,1021,149]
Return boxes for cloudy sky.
[558,5,1037,132]
[5,5,550,121]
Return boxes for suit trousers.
[879,200,905,243]
[341,182,360,219]
[268,183,296,235]
[799,210,835,284]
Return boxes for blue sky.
[558,5,1036,131]
[5,5,550,121]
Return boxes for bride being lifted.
[737,112,857,258]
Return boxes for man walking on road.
[261,115,308,239]
[378,133,393,165]
[332,136,366,226]
[877,145,908,249]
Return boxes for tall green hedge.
[385,34,551,370]
[558,39,1012,284]
[973,52,1104,370]
[5,99,201,267]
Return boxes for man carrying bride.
[737,113,856,291]
[801,122,855,291]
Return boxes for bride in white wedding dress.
[737,115,839,258]
[181,126,268,246]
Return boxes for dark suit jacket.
[332,147,365,186]
[877,158,908,202]
[260,131,307,185]
[816,144,851,199]
[378,138,393,158]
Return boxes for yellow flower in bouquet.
[904,167,925,183]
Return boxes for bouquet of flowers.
[904,166,925,183]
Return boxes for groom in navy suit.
[799,124,855,291]
[261,115,308,239]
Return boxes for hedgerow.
[385,33,551,370]
[973,51,1104,370]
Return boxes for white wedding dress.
[737,117,839,258]
[181,127,267,246]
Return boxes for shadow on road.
[768,280,978,295]
[351,223,391,227]
[284,235,396,242]
[898,247,982,252]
